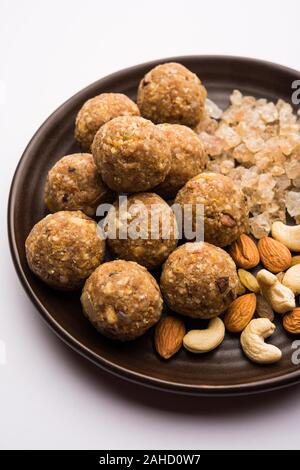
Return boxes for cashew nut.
[256,269,295,314]
[183,317,225,353]
[271,221,300,252]
[282,264,300,295]
[240,318,282,364]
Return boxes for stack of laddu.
[25,62,250,345]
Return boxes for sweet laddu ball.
[25,211,105,290]
[137,62,207,127]
[160,242,239,319]
[154,124,207,198]
[75,93,140,150]
[44,153,112,217]
[92,116,171,193]
[106,193,178,269]
[175,172,249,247]
[81,260,163,341]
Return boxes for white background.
[1,0,300,450]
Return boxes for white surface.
[1,0,300,450]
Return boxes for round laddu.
[137,62,207,127]
[75,93,140,150]
[154,124,208,197]
[106,193,178,269]
[92,116,171,193]
[44,153,112,216]
[81,260,163,341]
[175,172,249,247]
[25,211,105,290]
[160,242,239,319]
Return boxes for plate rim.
[7,54,300,396]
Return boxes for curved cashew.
[271,221,300,252]
[256,269,295,314]
[183,317,225,353]
[240,318,282,364]
[282,264,300,295]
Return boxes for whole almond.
[229,234,260,269]
[283,308,300,334]
[258,237,292,273]
[255,294,274,321]
[154,316,186,359]
[224,293,257,333]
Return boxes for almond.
[229,234,260,269]
[283,308,300,334]
[224,293,257,333]
[154,316,186,359]
[258,237,292,273]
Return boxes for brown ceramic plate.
[8,56,300,396]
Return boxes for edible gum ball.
[106,192,178,269]
[44,153,112,217]
[137,62,207,127]
[160,242,239,319]
[81,260,163,341]
[154,124,208,198]
[92,116,171,193]
[75,93,140,150]
[25,211,105,290]
[175,172,249,247]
